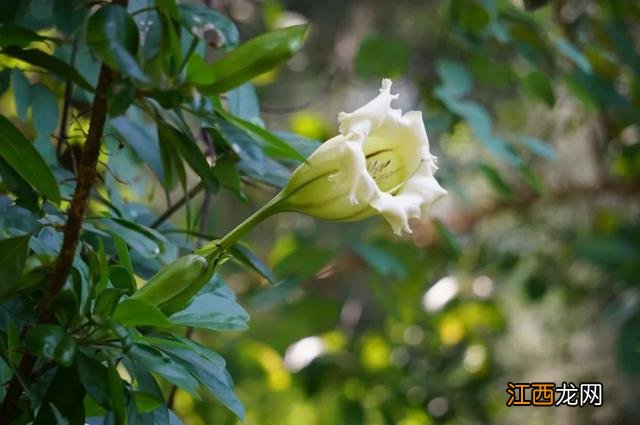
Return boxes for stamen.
[366,159,392,179]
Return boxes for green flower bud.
[131,254,213,315]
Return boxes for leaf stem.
[150,182,205,229]
[198,192,285,254]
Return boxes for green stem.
[177,35,199,76]
[200,192,286,255]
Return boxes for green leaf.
[107,78,136,116]
[6,316,21,366]
[229,244,276,284]
[518,164,545,194]
[157,122,185,189]
[213,157,244,198]
[450,0,490,31]
[185,54,213,85]
[200,24,308,94]
[106,358,127,424]
[478,163,512,198]
[113,233,136,290]
[178,4,238,48]
[516,136,556,160]
[273,243,333,279]
[355,34,409,79]
[30,0,53,20]
[274,131,321,159]
[133,391,163,413]
[522,0,551,10]
[101,217,170,259]
[25,324,77,367]
[11,69,31,120]
[205,115,291,187]
[468,55,513,88]
[33,363,85,425]
[227,83,261,123]
[124,358,170,423]
[2,46,94,91]
[86,4,150,84]
[149,336,245,421]
[0,156,39,210]
[105,320,134,351]
[573,232,640,284]
[128,344,200,394]
[0,234,30,297]
[93,288,124,317]
[113,298,173,327]
[157,121,218,192]
[352,241,406,278]
[0,356,11,400]
[521,70,555,106]
[0,24,57,48]
[169,291,249,331]
[149,88,185,109]
[618,316,640,375]
[31,84,59,137]
[77,352,111,409]
[435,59,473,99]
[553,37,592,73]
[0,69,8,96]
[433,218,462,259]
[110,116,165,182]
[109,264,136,295]
[156,5,182,78]
[0,115,61,203]
[53,0,89,36]
[438,98,522,166]
[217,109,306,162]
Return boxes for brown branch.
[0,36,119,424]
[150,182,206,229]
[39,66,113,318]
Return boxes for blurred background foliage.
[188,0,640,424]
[1,0,639,424]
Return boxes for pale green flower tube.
[278,79,446,235]
[212,79,446,251]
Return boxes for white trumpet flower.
[279,79,446,235]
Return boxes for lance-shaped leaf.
[0,25,58,48]
[157,121,218,192]
[0,234,30,297]
[0,116,60,203]
[228,243,276,285]
[113,298,173,328]
[198,24,308,94]
[169,290,249,331]
[86,4,150,83]
[216,108,305,162]
[1,46,93,91]
[145,335,245,422]
[25,324,77,367]
[33,362,85,425]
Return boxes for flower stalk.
[198,191,286,255]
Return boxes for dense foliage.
[0,0,639,424]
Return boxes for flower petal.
[281,79,446,234]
